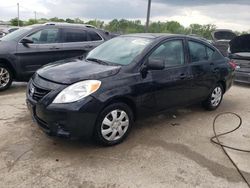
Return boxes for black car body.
[229,34,250,84]
[211,29,237,57]
[0,22,114,91]
[26,34,235,145]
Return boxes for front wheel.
[0,64,13,91]
[94,103,134,146]
[203,84,224,111]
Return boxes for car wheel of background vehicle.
[0,64,13,91]
[203,84,223,111]
[95,103,134,146]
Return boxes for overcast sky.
[0,0,250,31]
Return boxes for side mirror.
[147,58,165,70]
[20,38,34,44]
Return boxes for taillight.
[229,60,237,70]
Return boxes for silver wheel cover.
[0,67,10,88]
[101,109,129,141]
[211,87,222,107]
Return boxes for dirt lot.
[0,83,250,188]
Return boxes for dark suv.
[0,23,114,91]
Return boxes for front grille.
[29,83,50,101]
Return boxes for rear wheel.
[95,103,133,146]
[0,64,13,91]
[203,84,223,110]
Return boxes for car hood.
[0,40,16,54]
[37,58,121,85]
[211,30,236,41]
[229,34,250,54]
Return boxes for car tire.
[0,64,13,91]
[94,103,134,146]
[203,84,224,111]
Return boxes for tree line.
[9,17,249,39]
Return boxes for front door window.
[26,28,59,44]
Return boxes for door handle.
[86,45,94,48]
[179,73,187,80]
[213,68,219,73]
[49,46,60,50]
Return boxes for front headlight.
[53,80,101,104]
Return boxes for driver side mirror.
[147,58,165,70]
[20,38,34,45]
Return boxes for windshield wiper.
[86,58,109,65]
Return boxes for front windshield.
[86,36,152,65]
[0,27,32,41]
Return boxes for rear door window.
[188,41,223,62]
[62,28,87,43]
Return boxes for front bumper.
[235,71,250,84]
[26,94,103,139]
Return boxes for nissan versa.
[26,34,235,146]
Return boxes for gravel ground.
[0,83,250,188]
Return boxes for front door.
[16,28,63,77]
[143,39,193,110]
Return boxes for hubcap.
[0,67,10,88]
[101,109,129,141]
[211,87,222,107]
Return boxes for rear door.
[17,27,63,75]
[187,40,220,101]
[61,28,103,59]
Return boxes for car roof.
[123,33,181,39]
[121,33,214,48]
[23,22,110,34]
[28,22,97,29]
[122,33,210,41]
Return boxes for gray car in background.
[0,27,20,38]
[0,23,115,91]
[211,29,237,56]
[229,34,250,84]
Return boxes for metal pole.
[145,0,151,32]
[17,3,20,26]
[34,11,37,21]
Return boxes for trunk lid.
[229,34,250,54]
[212,30,237,41]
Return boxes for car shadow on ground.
[33,104,203,149]
[234,82,250,88]
[0,82,27,96]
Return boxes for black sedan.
[26,34,235,145]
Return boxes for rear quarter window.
[88,30,102,41]
[188,41,207,62]
[207,46,224,61]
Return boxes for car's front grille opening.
[29,83,50,101]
